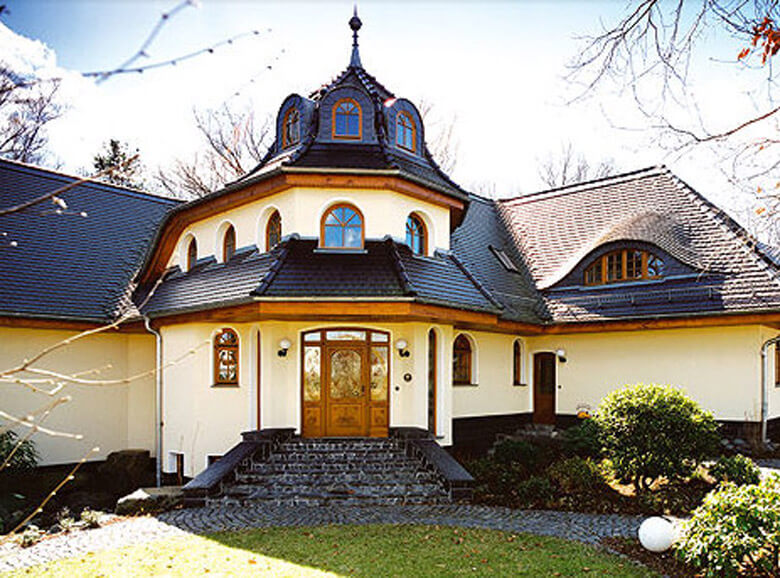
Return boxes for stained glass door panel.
[325,346,368,436]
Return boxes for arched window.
[213,328,239,386]
[266,210,282,250]
[453,334,473,386]
[405,214,427,255]
[396,111,416,152]
[321,204,364,249]
[332,98,361,139]
[513,340,524,386]
[282,108,300,148]
[222,225,236,262]
[584,249,665,286]
[186,237,198,272]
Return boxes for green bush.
[80,508,102,529]
[0,430,39,472]
[547,456,605,494]
[18,524,43,548]
[676,475,780,577]
[710,454,761,486]
[513,475,554,507]
[593,383,719,492]
[492,440,541,471]
[560,419,601,458]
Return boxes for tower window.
[332,98,361,139]
[266,210,282,251]
[282,108,300,148]
[405,214,426,255]
[396,111,416,152]
[453,334,473,386]
[321,204,364,249]
[222,225,236,262]
[186,237,197,271]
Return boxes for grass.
[8,524,655,577]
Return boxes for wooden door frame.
[532,351,557,425]
[300,327,390,438]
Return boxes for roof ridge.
[447,251,504,311]
[500,166,666,205]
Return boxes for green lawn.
[10,525,655,577]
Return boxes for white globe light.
[638,517,675,553]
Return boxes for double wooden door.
[302,329,389,437]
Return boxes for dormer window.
[405,213,426,255]
[266,210,282,250]
[333,98,361,139]
[396,111,416,152]
[186,238,198,271]
[222,225,236,262]
[282,108,300,148]
[584,249,664,286]
[321,204,363,249]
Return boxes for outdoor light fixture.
[278,338,292,357]
[638,517,675,552]
[556,348,567,363]
[395,339,410,358]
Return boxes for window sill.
[314,248,367,254]
[211,383,240,389]
[453,382,478,388]
[513,383,528,387]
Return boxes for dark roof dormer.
[237,9,468,204]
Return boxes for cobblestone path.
[0,505,643,573]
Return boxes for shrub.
[0,430,39,471]
[18,525,43,548]
[80,508,102,529]
[593,383,719,493]
[709,454,761,486]
[676,475,780,577]
[547,456,605,494]
[492,439,541,472]
[560,419,601,458]
[513,475,554,507]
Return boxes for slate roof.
[496,166,780,323]
[142,237,501,318]
[0,159,179,322]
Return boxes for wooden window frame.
[512,339,525,386]
[265,210,282,251]
[452,333,474,386]
[331,98,362,140]
[186,237,197,272]
[405,213,427,256]
[222,225,236,262]
[583,249,664,286]
[775,344,780,387]
[396,111,416,152]
[320,203,365,249]
[213,328,239,387]
[282,107,300,148]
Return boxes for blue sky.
[0,1,760,210]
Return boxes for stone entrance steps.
[183,428,474,508]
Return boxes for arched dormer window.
[396,111,416,152]
[266,210,282,250]
[405,213,426,256]
[321,204,364,249]
[332,98,361,139]
[584,248,664,286]
[453,334,473,386]
[186,237,198,271]
[222,225,236,262]
[213,328,239,386]
[282,108,300,148]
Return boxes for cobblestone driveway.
[0,505,644,573]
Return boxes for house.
[2,14,780,483]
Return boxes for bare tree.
[538,142,615,189]
[92,139,145,189]
[0,68,63,164]
[157,103,272,199]
[418,99,460,175]
[567,1,780,238]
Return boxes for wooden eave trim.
[138,171,465,285]
[537,311,780,334]
[0,316,149,333]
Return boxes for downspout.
[144,316,163,487]
[760,335,780,444]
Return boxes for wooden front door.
[302,329,389,438]
[533,352,556,425]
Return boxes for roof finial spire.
[349,5,363,68]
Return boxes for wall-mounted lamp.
[278,338,292,357]
[395,339,410,358]
[556,348,567,363]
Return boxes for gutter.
[760,335,780,444]
[143,316,163,487]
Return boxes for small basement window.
[584,249,664,286]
